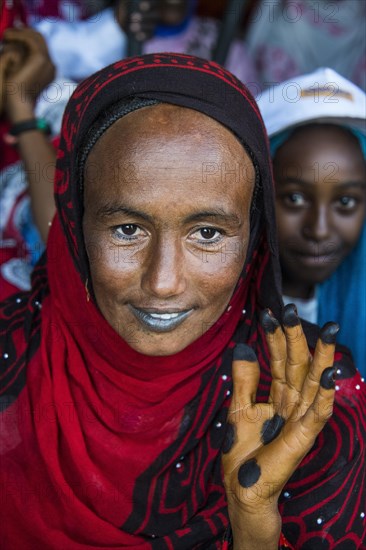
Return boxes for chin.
[129,338,190,357]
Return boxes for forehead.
[274,124,366,175]
[88,103,247,155]
[85,103,255,183]
[84,104,256,213]
[276,124,364,159]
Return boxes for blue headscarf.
[271,128,366,377]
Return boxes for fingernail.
[320,366,336,389]
[320,322,340,344]
[260,309,280,334]
[282,303,299,327]
[233,344,257,362]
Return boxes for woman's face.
[83,104,255,356]
[274,125,366,298]
[160,0,190,26]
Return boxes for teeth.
[149,313,180,320]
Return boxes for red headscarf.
[0,54,365,549]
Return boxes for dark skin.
[274,124,366,299]
[114,0,190,42]
[83,104,254,357]
[83,104,337,548]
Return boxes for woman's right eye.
[112,224,144,240]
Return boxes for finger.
[0,48,22,78]
[299,322,338,411]
[282,304,311,392]
[298,365,336,440]
[260,309,287,405]
[256,367,336,486]
[3,28,49,55]
[229,344,260,417]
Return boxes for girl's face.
[274,125,366,298]
[83,104,255,356]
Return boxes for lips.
[293,251,339,268]
[129,305,194,332]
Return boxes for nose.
[302,205,331,241]
[141,235,187,298]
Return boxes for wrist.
[5,98,35,124]
[5,118,51,146]
[5,91,35,124]
[230,504,281,550]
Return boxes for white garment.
[31,8,127,81]
[32,9,257,85]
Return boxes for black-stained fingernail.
[233,344,257,362]
[320,322,340,344]
[320,366,336,389]
[238,458,261,488]
[261,413,285,445]
[283,303,299,327]
[260,309,280,334]
[222,423,236,454]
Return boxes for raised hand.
[1,27,55,122]
[222,304,338,549]
[0,35,23,116]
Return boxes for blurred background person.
[0,1,72,299]
[258,67,366,376]
[245,0,366,91]
[25,0,257,84]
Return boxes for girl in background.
[258,67,366,376]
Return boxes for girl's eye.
[113,224,144,240]
[287,192,306,206]
[338,196,357,209]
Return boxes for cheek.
[276,210,302,243]
[339,215,365,247]
[84,229,139,290]
[196,241,247,306]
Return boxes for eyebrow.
[184,210,242,226]
[97,205,153,222]
[276,177,366,190]
[96,205,242,225]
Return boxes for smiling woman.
[0,54,365,549]
[83,103,254,356]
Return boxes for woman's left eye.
[190,227,223,243]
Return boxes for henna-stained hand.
[222,304,338,549]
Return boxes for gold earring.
[85,278,90,302]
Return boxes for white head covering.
[257,67,366,137]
